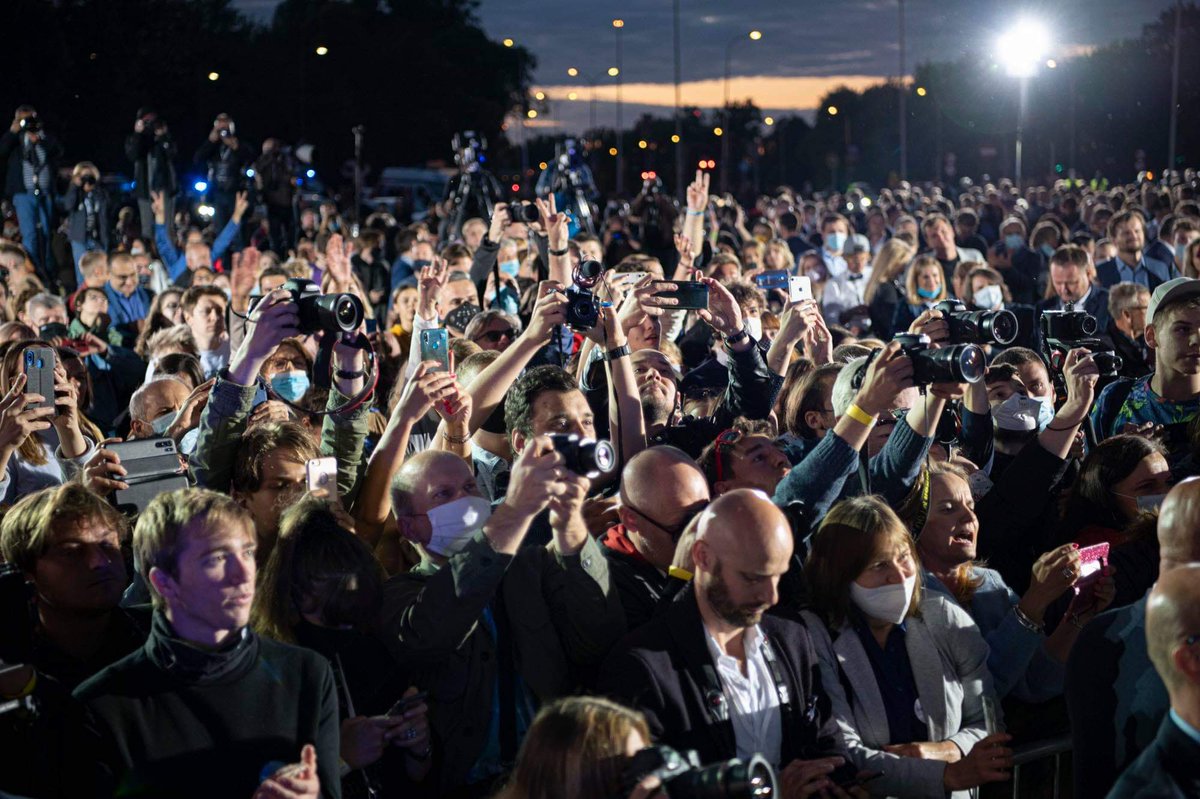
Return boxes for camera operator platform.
[442,131,502,242]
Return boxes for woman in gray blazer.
[802,495,1013,798]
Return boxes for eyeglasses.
[714,428,744,483]
[475,327,515,343]
[625,501,703,540]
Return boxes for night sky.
[235,0,1177,131]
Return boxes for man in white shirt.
[820,213,851,279]
[181,285,231,378]
[822,234,873,332]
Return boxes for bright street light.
[764,116,774,126]
[567,67,579,77]
[608,66,620,77]
[315,45,328,56]
[207,71,219,81]
[612,18,624,28]
[534,91,545,100]
[503,38,514,47]
[916,86,927,97]
[749,30,762,40]
[568,91,578,100]
[996,19,1050,78]
[827,105,838,116]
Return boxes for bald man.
[1067,477,1200,797]
[602,445,711,630]
[128,377,189,439]
[599,490,853,791]
[1108,565,1200,797]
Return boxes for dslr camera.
[893,332,985,385]
[562,259,605,332]
[619,745,777,799]
[933,300,1018,346]
[511,202,540,224]
[253,278,365,336]
[1040,309,1122,376]
[549,433,616,478]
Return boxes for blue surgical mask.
[1004,233,1024,252]
[1176,243,1188,263]
[1031,395,1055,431]
[499,259,520,278]
[1137,493,1166,512]
[270,370,310,402]
[825,231,847,253]
[179,427,200,456]
[150,410,177,436]
[1040,243,1056,258]
[916,286,940,300]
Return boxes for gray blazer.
[802,595,998,799]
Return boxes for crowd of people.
[3,100,1200,799]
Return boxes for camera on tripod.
[933,300,1018,346]
[452,131,486,170]
[893,332,986,385]
[618,745,777,799]
[562,259,605,331]
[1040,309,1122,377]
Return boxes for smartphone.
[22,346,56,411]
[653,280,709,310]
[306,456,338,499]
[1074,542,1110,600]
[419,328,451,373]
[788,275,813,303]
[614,271,648,285]
[754,270,790,291]
[365,318,378,335]
[387,691,429,716]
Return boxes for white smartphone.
[788,275,813,303]
[306,456,338,499]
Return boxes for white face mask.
[850,573,916,624]
[973,284,1003,310]
[992,393,1047,432]
[744,316,763,341]
[424,495,492,557]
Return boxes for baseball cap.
[843,234,871,257]
[1147,277,1200,325]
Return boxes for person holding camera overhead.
[125,107,178,241]
[0,105,62,283]
[59,161,111,288]
[194,112,254,233]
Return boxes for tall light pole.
[566,67,600,131]
[998,20,1051,188]
[898,0,907,181]
[613,19,625,195]
[1169,0,1182,174]
[721,30,762,193]
[673,0,683,199]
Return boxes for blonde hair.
[904,254,947,305]
[863,238,914,304]
[1,483,127,573]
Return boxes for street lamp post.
[721,30,762,193]
[566,68,600,131]
[613,19,625,195]
[997,20,1051,188]
[898,0,907,180]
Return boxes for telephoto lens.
[513,202,540,223]
[548,433,616,478]
[281,278,365,335]
[934,300,1018,346]
[621,746,778,799]
[894,332,985,385]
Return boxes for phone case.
[23,347,56,410]
[754,270,789,291]
[420,330,451,372]
[306,457,338,496]
[653,281,709,310]
[789,276,813,303]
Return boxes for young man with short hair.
[182,284,230,378]
[1096,210,1177,290]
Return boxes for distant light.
[671,134,681,143]
[315,46,328,56]
[706,159,716,169]
[713,127,724,136]
[245,168,255,178]
[612,18,624,28]
[997,19,1051,78]
[538,161,548,170]
[534,91,545,100]
[608,66,620,77]
[193,180,208,192]
[609,147,618,156]
[916,86,927,97]
[637,139,648,149]
[207,72,219,81]
[861,197,873,207]
[764,116,774,126]
[198,204,215,218]
[1046,58,1058,69]
[567,91,579,100]
[567,67,579,76]
[698,160,707,168]
[527,109,538,119]
[827,105,839,116]
[511,183,520,192]
[305,169,316,178]
[749,30,762,40]
[503,38,514,47]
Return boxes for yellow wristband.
[1,668,36,700]
[668,566,694,582]
[845,403,876,428]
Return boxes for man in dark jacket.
[599,491,854,794]
[1096,210,1177,291]
[254,137,296,256]
[1107,564,1200,798]
[72,488,337,798]
[0,106,62,281]
[194,113,253,233]
[125,108,178,240]
[1106,281,1153,380]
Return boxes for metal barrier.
[1010,734,1072,799]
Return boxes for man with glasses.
[464,308,520,353]
[103,253,152,348]
[1108,562,1200,798]
[1106,281,1153,379]
[603,446,710,630]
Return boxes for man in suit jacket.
[599,491,855,795]
[1096,210,1178,291]
[1108,563,1200,798]
[1106,282,1153,380]
[1035,244,1112,339]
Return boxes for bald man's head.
[391,449,478,518]
[693,489,793,629]
[128,378,189,439]
[618,446,710,569]
[1159,479,1200,572]
[1146,564,1200,696]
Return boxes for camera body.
[893,332,986,385]
[1040,309,1122,377]
[549,433,616,478]
[620,745,777,799]
[512,202,540,224]
[933,299,1018,346]
[279,278,364,336]
[19,116,42,135]
[562,259,605,332]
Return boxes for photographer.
[124,108,178,241]
[0,106,62,280]
[253,137,296,256]
[193,112,254,233]
[59,161,111,288]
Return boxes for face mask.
[499,259,520,278]
[412,259,432,271]
[179,427,200,456]
[967,469,994,501]
[1031,395,1055,431]
[1004,233,1024,252]
[150,410,177,436]
[745,316,763,341]
[850,574,916,624]
[138,273,150,288]
[1040,243,1056,258]
[425,495,492,557]
[992,393,1044,432]
[916,286,940,300]
[1176,243,1188,263]
[270,370,310,403]
[825,232,847,253]
[973,284,1003,310]
[1137,493,1166,512]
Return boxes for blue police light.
[194,180,208,192]
[305,169,316,179]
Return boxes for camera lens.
[671,754,778,799]
[514,202,540,223]
[981,309,1018,346]
[578,439,616,475]
[913,344,985,384]
[577,259,604,282]
[1077,314,1098,337]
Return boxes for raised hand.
[416,258,448,321]
[393,362,460,427]
[686,169,710,213]
[324,233,355,288]
[232,191,250,223]
[696,277,744,338]
[0,373,54,453]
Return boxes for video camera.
[452,131,486,171]
[19,116,42,135]
[619,745,777,799]
[1040,308,1122,377]
[562,258,605,332]
[893,332,986,385]
[933,300,1018,346]
[511,202,540,224]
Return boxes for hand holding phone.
[419,328,451,373]
[306,456,338,499]
[652,280,709,310]
[22,347,56,411]
[387,691,429,717]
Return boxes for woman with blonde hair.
[863,238,914,338]
[762,239,795,273]
[893,254,947,334]
[801,495,1012,799]
[497,696,659,799]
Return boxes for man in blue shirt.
[1096,210,1177,291]
[102,253,151,348]
[151,190,247,286]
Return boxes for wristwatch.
[549,245,569,257]
[723,324,750,346]
[604,343,631,362]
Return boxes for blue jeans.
[12,191,52,276]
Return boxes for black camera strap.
[699,632,796,734]
[265,330,379,416]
